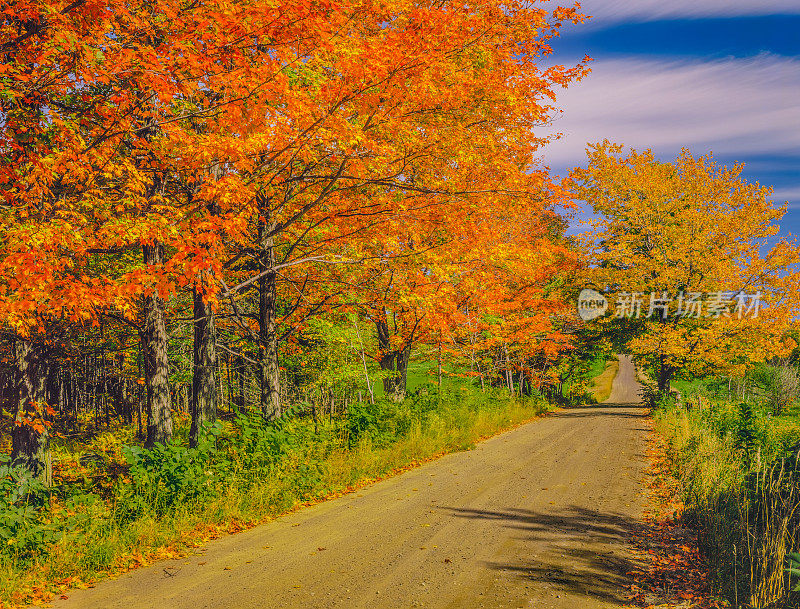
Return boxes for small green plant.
[0,454,59,561]
[232,405,305,476]
[734,401,763,461]
[120,421,227,516]
[407,383,444,414]
[346,399,398,448]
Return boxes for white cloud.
[771,187,800,209]
[539,55,800,173]
[546,0,800,27]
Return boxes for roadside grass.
[628,417,716,608]
[558,353,617,404]
[653,389,800,607]
[589,356,619,403]
[652,400,750,604]
[0,381,552,607]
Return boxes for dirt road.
[56,356,648,609]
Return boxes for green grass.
[670,378,708,394]
[589,357,618,403]
[560,354,617,404]
[671,376,731,398]
[0,380,553,607]
[585,356,608,380]
[654,390,800,606]
[371,359,468,398]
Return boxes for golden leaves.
[574,142,800,373]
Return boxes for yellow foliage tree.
[571,142,800,390]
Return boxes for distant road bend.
[57,355,648,609]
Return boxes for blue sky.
[540,1,800,236]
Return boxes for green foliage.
[0,376,554,605]
[231,405,304,476]
[733,401,763,459]
[120,422,227,516]
[554,352,610,405]
[0,455,59,561]
[346,383,450,447]
[293,316,375,393]
[406,383,445,417]
[346,399,398,448]
[787,553,800,592]
[655,390,800,606]
[639,378,670,409]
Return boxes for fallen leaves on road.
[628,418,726,609]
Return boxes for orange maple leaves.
[13,401,55,433]
[1,0,590,383]
[629,419,723,609]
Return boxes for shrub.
[232,407,299,476]
[734,401,764,461]
[120,421,228,516]
[0,454,91,562]
[346,399,400,448]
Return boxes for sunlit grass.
[590,356,619,403]
[654,393,800,605]
[0,383,551,607]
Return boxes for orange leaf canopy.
[0,0,588,334]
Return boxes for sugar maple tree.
[215,0,590,408]
[1,0,589,479]
[346,178,578,399]
[445,192,578,393]
[572,142,800,390]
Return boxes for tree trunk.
[380,348,410,400]
[190,282,217,447]
[503,344,514,395]
[437,341,442,391]
[11,338,51,485]
[657,354,673,393]
[142,243,173,447]
[258,195,281,420]
[235,355,246,412]
[354,317,375,404]
[376,316,411,401]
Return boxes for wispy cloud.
[540,55,800,172]
[553,0,800,27]
[772,188,800,209]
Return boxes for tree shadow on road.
[551,404,649,422]
[442,505,644,604]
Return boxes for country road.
[56,356,649,609]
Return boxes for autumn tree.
[572,142,800,390]
[0,0,351,461]
[0,0,589,480]
[350,180,578,399]
[210,0,589,407]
